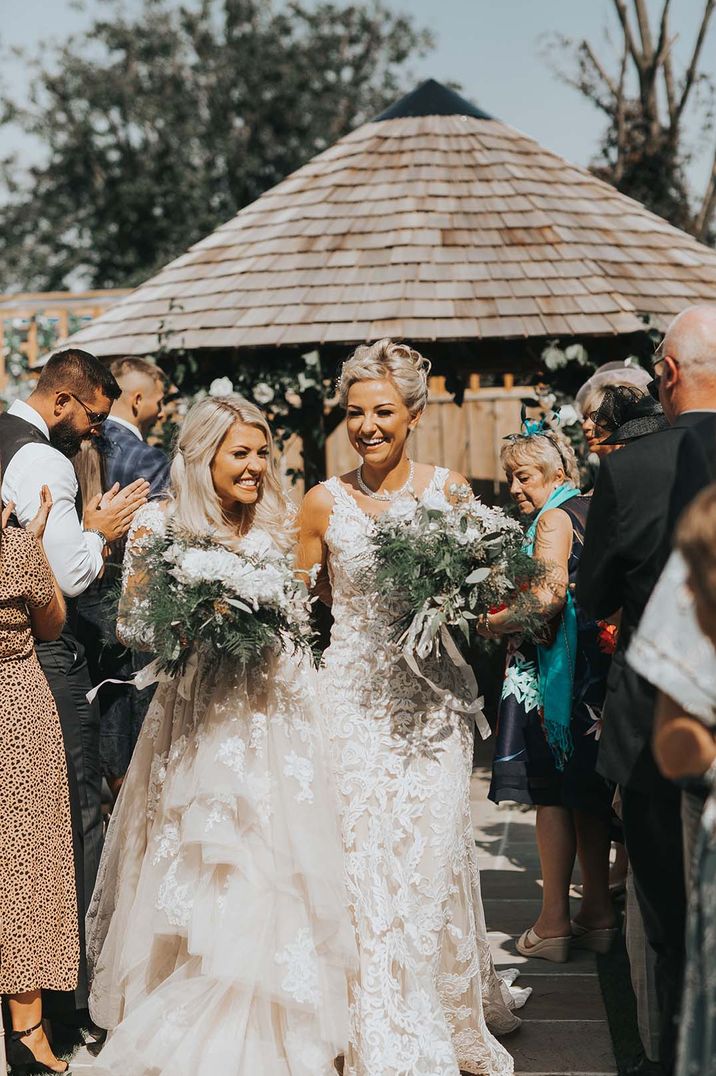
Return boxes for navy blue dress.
[488,497,614,815]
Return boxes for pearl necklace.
[356,459,415,501]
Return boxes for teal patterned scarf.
[524,483,580,769]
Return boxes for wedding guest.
[76,359,170,799]
[628,523,716,880]
[577,364,653,459]
[483,428,615,963]
[298,339,527,1075]
[576,305,716,1075]
[0,348,149,1020]
[592,386,668,450]
[632,486,716,1076]
[103,357,170,498]
[0,487,77,1075]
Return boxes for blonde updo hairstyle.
[168,394,292,551]
[500,430,581,490]
[338,338,431,416]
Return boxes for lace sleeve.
[628,551,716,726]
[117,501,168,650]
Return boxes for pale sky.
[1,0,715,198]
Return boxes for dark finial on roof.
[374,78,494,122]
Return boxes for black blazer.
[576,411,716,790]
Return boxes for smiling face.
[505,462,564,516]
[210,420,269,518]
[345,378,420,471]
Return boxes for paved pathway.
[73,767,618,1075]
[471,764,618,1076]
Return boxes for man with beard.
[0,348,149,1031]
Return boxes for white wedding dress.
[318,468,527,1076]
[85,502,356,1075]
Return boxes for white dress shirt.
[105,414,143,440]
[1,399,104,598]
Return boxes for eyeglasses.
[66,392,110,428]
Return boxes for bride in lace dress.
[85,395,355,1076]
[298,341,528,1076]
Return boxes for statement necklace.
[356,459,415,502]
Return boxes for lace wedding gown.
[85,502,356,1075]
[318,468,527,1076]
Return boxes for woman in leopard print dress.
[0,489,78,1074]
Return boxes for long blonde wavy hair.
[167,394,292,551]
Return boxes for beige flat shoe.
[571,920,619,953]
[515,927,571,963]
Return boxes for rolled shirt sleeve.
[2,443,104,598]
[628,551,716,725]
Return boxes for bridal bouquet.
[131,529,314,676]
[370,486,541,660]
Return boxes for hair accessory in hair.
[504,404,561,442]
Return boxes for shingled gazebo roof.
[68,79,716,358]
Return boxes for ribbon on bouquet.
[85,650,200,705]
[400,614,491,741]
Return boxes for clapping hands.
[83,478,150,543]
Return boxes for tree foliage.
[545,0,716,242]
[0,0,433,291]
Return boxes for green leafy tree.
[0,0,433,290]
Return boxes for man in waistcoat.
[0,348,149,1023]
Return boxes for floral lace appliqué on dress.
[85,502,356,1076]
[319,469,523,1076]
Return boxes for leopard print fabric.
[0,527,79,992]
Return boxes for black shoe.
[5,1018,70,1074]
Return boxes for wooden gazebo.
[67,79,716,365]
[64,79,716,485]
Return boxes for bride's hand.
[25,485,54,542]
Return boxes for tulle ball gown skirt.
[85,651,356,1075]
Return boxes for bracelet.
[84,528,107,546]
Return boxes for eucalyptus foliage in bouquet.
[131,528,314,676]
[371,486,542,660]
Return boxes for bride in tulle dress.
[298,341,529,1076]
[85,395,355,1076]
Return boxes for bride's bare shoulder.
[300,480,337,527]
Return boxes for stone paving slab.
[470,766,617,1076]
[516,976,607,1020]
[510,1020,616,1073]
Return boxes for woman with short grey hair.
[483,426,616,964]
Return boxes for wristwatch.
[84,528,107,546]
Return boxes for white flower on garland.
[252,382,275,405]
[209,376,234,396]
[557,404,580,428]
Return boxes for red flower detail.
[597,621,618,655]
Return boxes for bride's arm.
[116,501,168,650]
[296,484,333,606]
